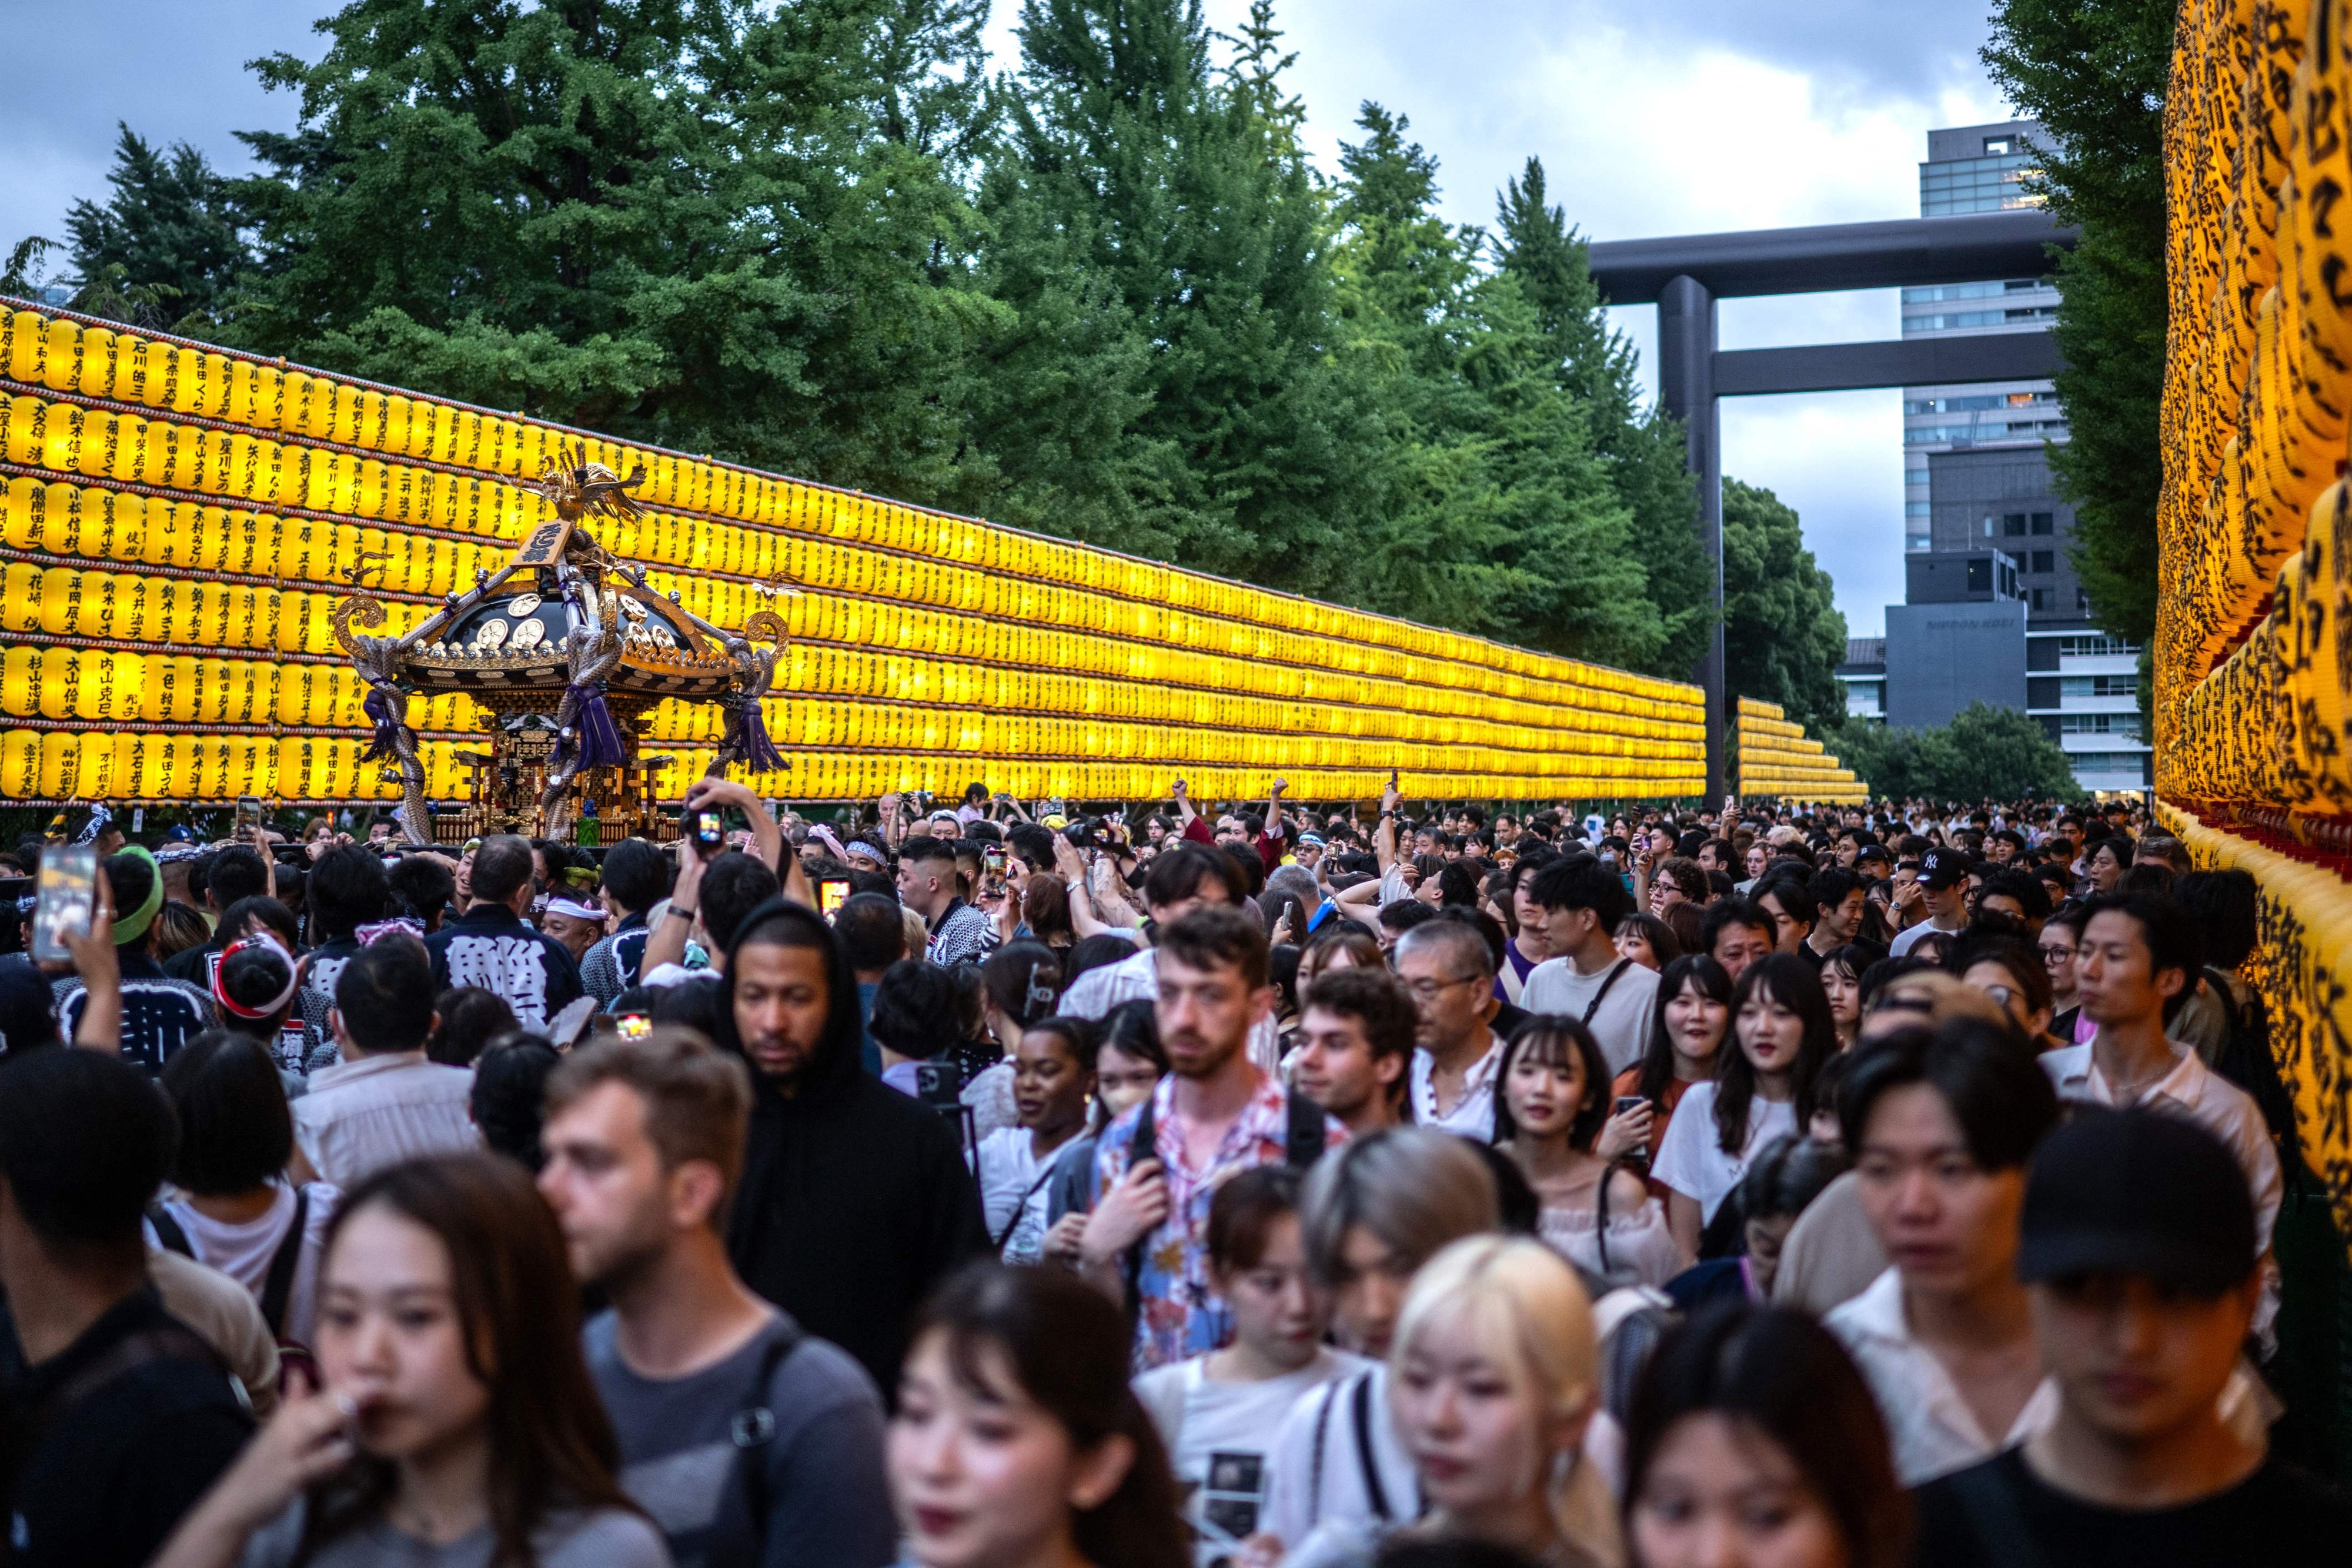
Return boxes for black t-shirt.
[1912,1447,2352,1568]
[4,1287,254,1568]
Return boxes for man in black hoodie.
[713,897,990,1398]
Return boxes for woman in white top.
[155,1031,339,1352]
[1131,1168,1359,1563]
[1653,954,1835,1257]
[974,1016,1096,1260]
[1494,1016,1682,1290]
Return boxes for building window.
[2060,674,2139,698]
[1906,501,1930,517]
[2030,587,2051,611]
[2032,511,2054,535]
[2031,550,2054,573]
[2060,713,2143,737]
[2056,634,2139,657]
[1907,533,1931,553]
[2004,513,2027,536]
[1984,137,2012,155]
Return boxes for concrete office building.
[1853,119,2151,793]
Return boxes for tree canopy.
[16,0,1853,696]
[1832,703,2085,803]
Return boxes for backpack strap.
[714,1318,808,1568]
[27,1319,230,1442]
[1581,959,1633,1026]
[258,1188,309,1341]
[1306,1376,1342,1530]
[146,1202,193,1259]
[1284,1088,1327,1171]
[1351,1370,1395,1523]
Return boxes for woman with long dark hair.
[154,1154,663,1568]
[1608,956,1733,1199]
[1652,954,1833,1258]
[1624,1303,1909,1568]
[891,1261,1186,1568]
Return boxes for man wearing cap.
[47,847,215,1074]
[1889,846,1972,958]
[1912,1111,2351,1564]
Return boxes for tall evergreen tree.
[1722,477,1847,733]
[974,0,1375,591]
[1493,158,1710,678]
[1331,106,1662,667]
[64,125,248,327]
[227,0,998,504]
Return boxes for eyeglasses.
[1403,975,1485,1002]
[2039,944,2077,965]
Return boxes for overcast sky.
[3,0,2014,637]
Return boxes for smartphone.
[31,845,98,964]
[235,795,263,835]
[689,806,729,857]
[1613,1095,1652,1165]
[983,844,1006,874]
[616,1012,654,1040]
[818,877,850,918]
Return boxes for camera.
[1063,817,1105,850]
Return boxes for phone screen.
[983,845,1005,874]
[31,846,98,964]
[819,878,850,918]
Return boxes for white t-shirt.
[1408,1034,1502,1139]
[1650,1080,1797,1223]
[973,1125,1059,1246]
[1137,1350,1364,1563]
[1888,917,1965,958]
[1520,957,1661,1073]
[146,1181,339,1348]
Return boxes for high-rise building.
[1863,119,2151,793]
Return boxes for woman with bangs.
[1652,954,1834,1259]
[1496,1016,1683,1289]
[1608,956,1734,1203]
[1282,1235,1619,1568]
[888,1262,1187,1568]
[1819,944,1873,1051]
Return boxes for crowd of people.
[0,772,2343,1568]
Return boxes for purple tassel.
[559,681,629,770]
[361,687,403,762]
[737,697,786,774]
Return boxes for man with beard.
[708,898,988,1395]
[540,1028,897,1568]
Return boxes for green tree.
[1329,106,1661,666]
[228,0,1000,506]
[1983,0,2171,644]
[1721,478,1847,732]
[975,0,1375,592]
[1493,158,1710,677]
[65,125,248,327]
[1835,703,2084,803]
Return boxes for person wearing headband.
[540,894,610,968]
[49,846,218,1075]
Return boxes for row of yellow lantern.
[0,726,1705,807]
[0,561,1706,748]
[0,406,1700,723]
[0,307,1698,710]
[0,636,1704,769]
[0,646,1705,783]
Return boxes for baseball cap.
[1855,843,1892,870]
[2018,1109,2255,1297]
[1917,846,1969,890]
